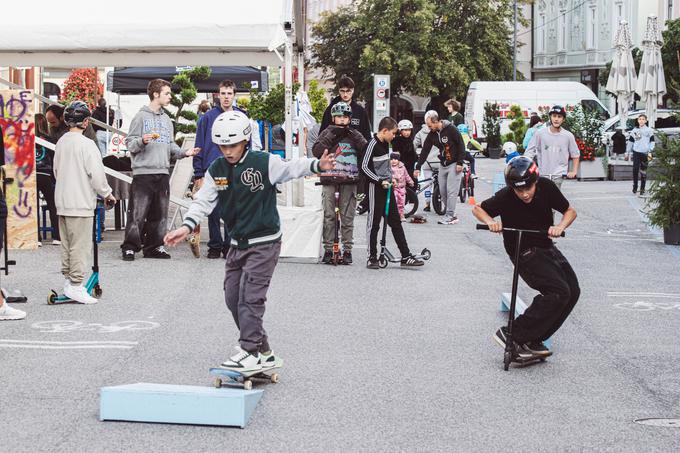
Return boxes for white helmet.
[212,110,252,145]
[502,141,518,154]
[398,119,413,130]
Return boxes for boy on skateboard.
[312,101,367,264]
[164,110,335,372]
[472,156,579,359]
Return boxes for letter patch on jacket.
[213,177,230,191]
[241,168,264,192]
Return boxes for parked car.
[601,109,680,155]
[464,81,611,140]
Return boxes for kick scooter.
[378,184,431,268]
[476,224,564,371]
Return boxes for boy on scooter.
[312,102,367,265]
[472,156,579,359]
[362,117,424,270]
[54,101,116,304]
[164,110,335,372]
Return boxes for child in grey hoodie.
[121,79,199,261]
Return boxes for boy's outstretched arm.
[165,172,219,246]
[268,150,335,185]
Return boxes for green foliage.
[307,80,328,124]
[482,102,501,148]
[562,104,604,160]
[236,96,251,111]
[248,83,301,125]
[646,135,680,228]
[506,104,527,150]
[167,67,211,137]
[311,0,520,107]
[662,18,680,104]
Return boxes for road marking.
[613,302,680,312]
[0,339,138,350]
[31,320,160,333]
[607,292,680,299]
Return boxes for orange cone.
[468,196,476,206]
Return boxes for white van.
[464,81,611,140]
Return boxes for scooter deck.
[511,355,548,367]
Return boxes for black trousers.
[37,173,60,241]
[632,152,649,192]
[121,174,170,254]
[513,246,580,344]
[367,182,410,259]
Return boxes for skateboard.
[210,359,283,390]
[186,188,201,258]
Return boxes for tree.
[307,80,328,123]
[503,104,527,150]
[311,0,523,117]
[60,68,103,109]
[165,67,211,139]
[248,82,301,125]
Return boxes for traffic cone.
[468,196,476,206]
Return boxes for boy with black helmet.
[164,110,335,372]
[472,156,579,359]
[54,101,116,304]
[312,101,367,264]
[524,105,580,189]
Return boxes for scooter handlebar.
[475,224,565,237]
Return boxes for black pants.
[121,174,170,254]
[37,173,60,241]
[632,152,648,192]
[513,246,580,344]
[367,183,410,259]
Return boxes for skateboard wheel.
[243,380,253,390]
[213,378,222,388]
[189,236,198,245]
[270,373,279,384]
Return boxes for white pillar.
[284,38,294,207]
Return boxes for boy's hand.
[164,226,190,247]
[548,225,565,238]
[413,170,420,179]
[318,149,336,171]
[104,194,117,209]
[381,180,392,189]
[488,221,503,233]
[185,147,200,157]
[142,134,154,144]
[566,171,577,179]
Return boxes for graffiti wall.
[0,89,37,249]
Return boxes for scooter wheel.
[213,378,222,388]
[244,380,253,390]
[47,291,57,305]
[92,285,103,298]
[421,248,431,260]
[378,257,389,269]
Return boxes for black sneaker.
[400,254,424,267]
[423,205,431,212]
[342,250,353,264]
[524,341,552,357]
[321,250,333,264]
[493,327,509,348]
[632,187,637,194]
[143,246,171,259]
[207,248,222,259]
[122,250,135,261]
[494,327,537,360]
[366,256,380,269]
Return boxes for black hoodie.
[320,96,372,141]
[392,134,417,178]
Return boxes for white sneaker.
[438,216,459,225]
[259,351,281,368]
[64,279,71,291]
[64,283,98,304]
[52,240,61,246]
[220,347,261,372]
[0,302,26,320]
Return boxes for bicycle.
[403,161,444,217]
[458,161,475,204]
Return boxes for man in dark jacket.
[193,80,247,259]
[320,75,372,140]
[414,110,466,225]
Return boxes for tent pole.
[284,37,294,207]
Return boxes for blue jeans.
[208,207,230,251]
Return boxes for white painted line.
[607,292,680,298]
[0,344,134,350]
[0,339,137,345]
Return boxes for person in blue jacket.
[193,80,247,259]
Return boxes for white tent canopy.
[0,0,289,66]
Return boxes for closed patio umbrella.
[606,20,637,130]
[636,15,667,127]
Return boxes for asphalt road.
[1,157,679,452]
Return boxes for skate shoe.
[438,215,459,225]
[423,205,431,212]
[524,341,552,357]
[493,327,535,360]
[321,250,333,264]
[122,250,135,261]
[366,256,380,269]
[342,250,353,264]
[144,246,171,259]
[64,284,98,305]
[220,347,261,372]
[400,254,424,267]
[259,351,281,368]
[0,302,26,321]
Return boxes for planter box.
[488,146,501,159]
[664,224,680,245]
[607,160,662,181]
[577,157,606,181]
